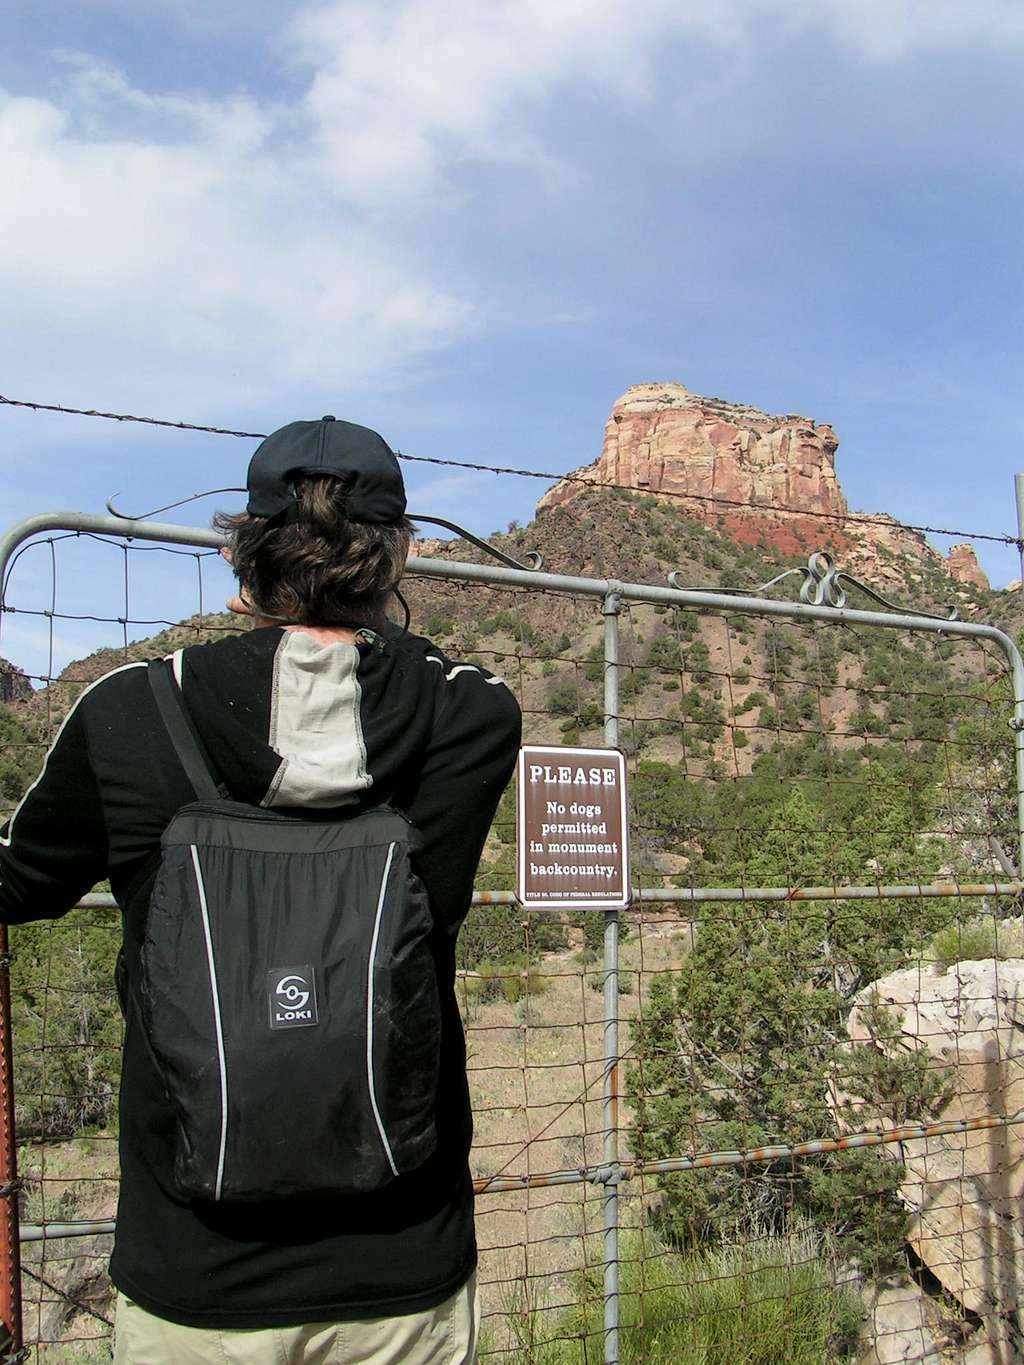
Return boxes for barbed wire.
[0,395,264,440]
[2,392,1019,548]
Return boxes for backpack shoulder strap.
[148,658,227,802]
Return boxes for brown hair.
[215,476,413,626]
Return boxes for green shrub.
[462,955,549,1005]
[0,705,41,803]
[11,910,123,1137]
[647,636,683,671]
[457,902,566,973]
[547,682,579,715]
[478,610,536,643]
[926,914,1024,969]
[629,771,953,1274]
[583,642,605,683]
[455,903,524,968]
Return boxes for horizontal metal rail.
[19,1221,115,1245]
[2,509,1020,640]
[20,1107,1022,1241]
[74,882,1022,914]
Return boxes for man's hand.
[220,546,252,616]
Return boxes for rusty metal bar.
[0,926,21,1358]
[470,1108,1024,1193]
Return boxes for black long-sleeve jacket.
[0,623,521,1328]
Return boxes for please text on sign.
[516,745,630,909]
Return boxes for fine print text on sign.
[516,745,630,909]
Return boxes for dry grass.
[18,1136,118,1363]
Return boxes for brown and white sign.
[516,745,630,909]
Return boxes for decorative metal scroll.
[106,489,247,521]
[669,550,960,622]
[407,515,543,572]
[105,493,542,572]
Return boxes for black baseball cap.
[246,416,407,524]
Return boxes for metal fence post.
[0,923,22,1360]
[602,589,622,1365]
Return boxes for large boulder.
[859,1277,946,1363]
[836,959,1024,1323]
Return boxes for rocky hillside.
[2,482,1014,801]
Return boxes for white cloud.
[777,0,1024,60]
[404,469,501,513]
[1,0,1020,414]
[290,0,1024,202]
[0,63,469,406]
[289,0,685,200]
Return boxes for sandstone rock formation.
[840,513,949,596]
[539,382,847,557]
[947,544,991,592]
[835,957,1024,1353]
[0,656,30,704]
[538,383,986,594]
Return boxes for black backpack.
[132,658,441,1202]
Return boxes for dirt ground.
[464,912,688,1355]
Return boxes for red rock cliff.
[538,383,987,591]
[0,657,30,704]
[946,543,990,591]
[538,383,846,555]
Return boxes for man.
[0,417,522,1363]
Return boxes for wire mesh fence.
[2,508,1024,1363]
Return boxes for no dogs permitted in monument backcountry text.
[516,745,631,909]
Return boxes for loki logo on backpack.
[268,966,319,1029]
[134,660,441,1203]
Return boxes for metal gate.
[2,510,1023,1363]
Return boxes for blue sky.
[2,0,1023,679]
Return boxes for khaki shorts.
[112,1274,479,1365]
